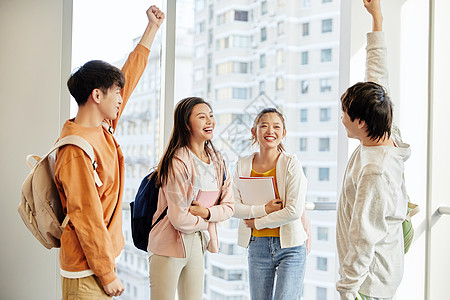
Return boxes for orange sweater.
[55,44,149,286]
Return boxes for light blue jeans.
[248,236,306,300]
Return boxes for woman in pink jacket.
[148,97,234,300]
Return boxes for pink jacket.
[148,147,234,258]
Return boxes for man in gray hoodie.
[336,1,411,299]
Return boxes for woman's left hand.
[189,200,210,220]
[244,218,256,228]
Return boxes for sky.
[71,0,163,69]
[70,0,163,116]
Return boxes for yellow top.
[251,167,280,237]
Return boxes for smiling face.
[188,103,215,144]
[252,112,286,151]
[98,84,122,120]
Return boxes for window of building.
[317,257,328,271]
[320,108,331,121]
[301,51,309,65]
[194,68,204,81]
[209,4,214,23]
[195,0,205,11]
[317,227,329,241]
[278,0,286,8]
[322,0,332,3]
[261,0,267,15]
[232,88,248,100]
[303,0,311,8]
[322,19,333,33]
[216,87,232,101]
[300,137,307,152]
[207,54,212,73]
[195,44,206,58]
[217,11,232,26]
[232,35,251,48]
[208,28,213,48]
[260,54,266,69]
[277,21,285,36]
[261,27,267,42]
[234,62,250,73]
[195,21,205,35]
[319,167,330,181]
[276,77,285,90]
[302,22,309,36]
[228,270,244,281]
[301,80,309,94]
[320,78,332,92]
[277,49,285,65]
[216,61,251,75]
[317,287,327,300]
[259,81,265,94]
[319,137,330,151]
[300,108,308,122]
[212,266,226,280]
[321,48,332,62]
[235,10,248,22]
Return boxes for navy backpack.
[130,170,167,252]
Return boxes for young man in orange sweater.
[54,5,164,299]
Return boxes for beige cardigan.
[232,151,308,248]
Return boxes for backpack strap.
[25,135,103,231]
[26,135,103,187]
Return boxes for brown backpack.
[18,135,103,249]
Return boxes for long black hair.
[155,97,217,187]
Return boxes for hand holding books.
[265,199,283,214]
[189,189,219,220]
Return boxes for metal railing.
[437,206,450,216]
[306,201,337,211]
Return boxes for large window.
[73,1,342,299]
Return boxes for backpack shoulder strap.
[28,135,103,187]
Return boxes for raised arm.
[363,0,389,92]
[364,0,383,32]
[138,5,165,50]
[112,5,165,128]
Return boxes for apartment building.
[115,0,341,299]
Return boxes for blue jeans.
[248,236,306,300]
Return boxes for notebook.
[196,189,220,208]
[238,176,276,205]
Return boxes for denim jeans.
[248,236,306,300]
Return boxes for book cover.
[238,176,276,205]
[196,189,220,208]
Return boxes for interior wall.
[0,0,72,299]
[428,0,450,298]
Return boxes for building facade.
[115,0,340,299]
